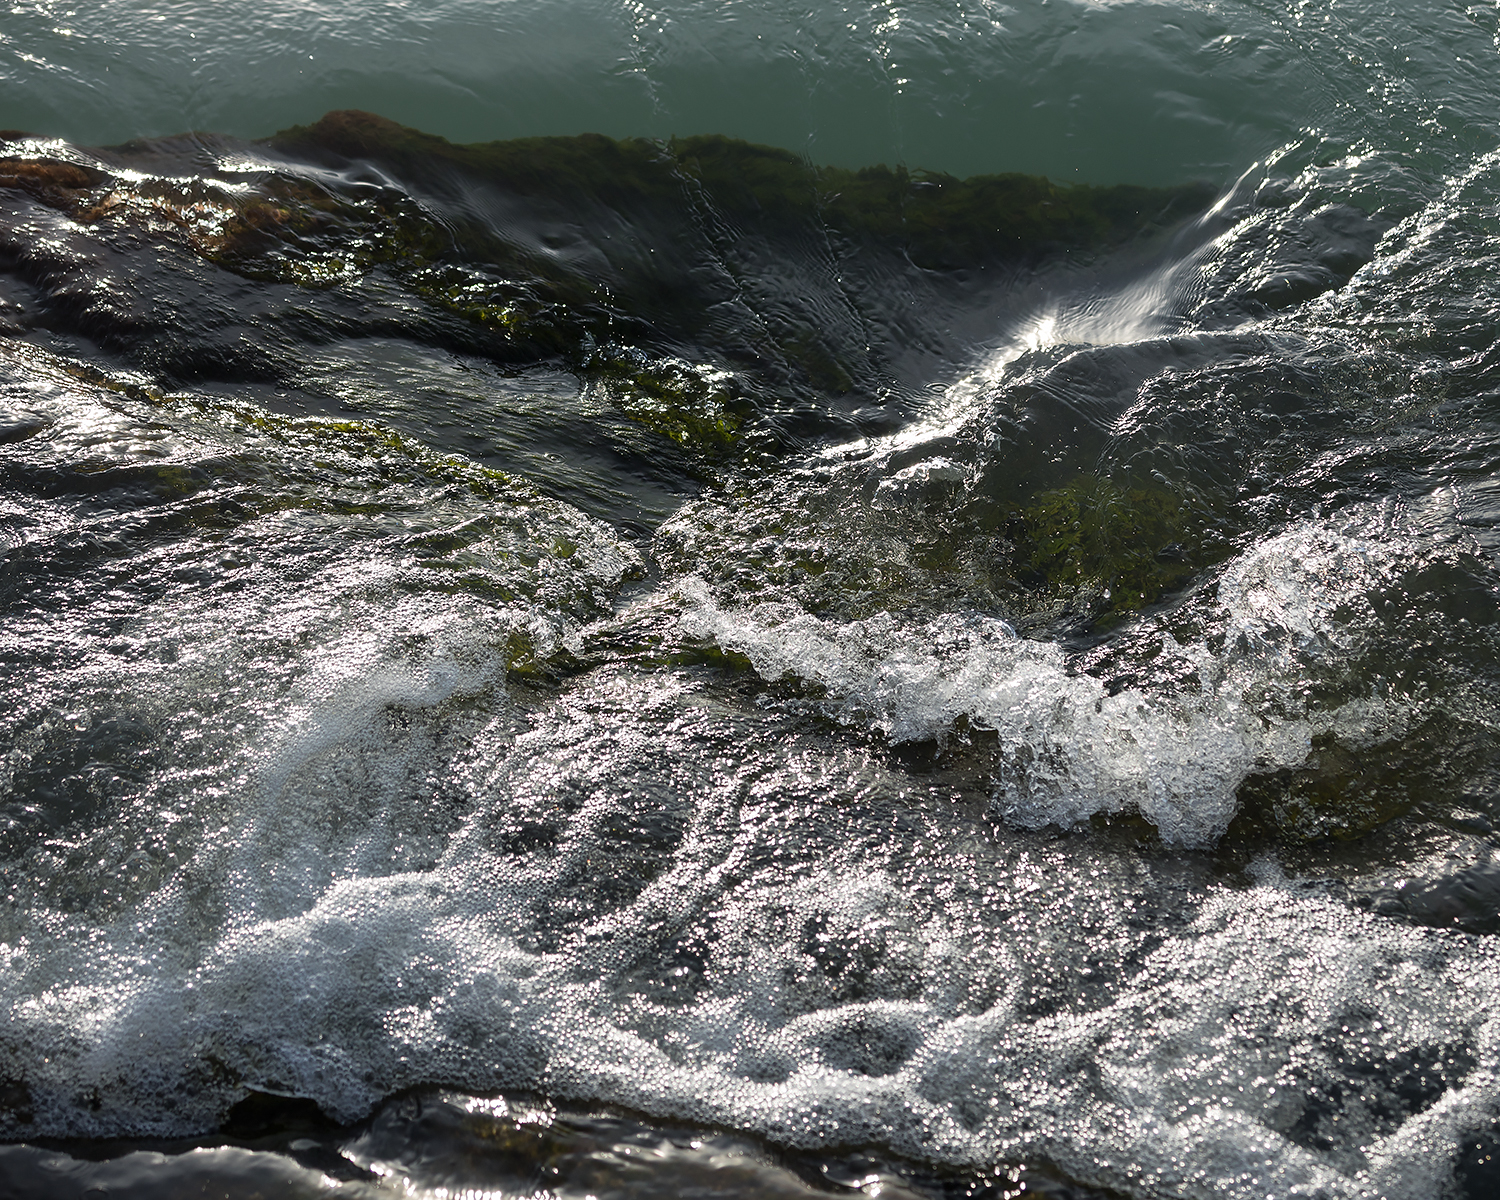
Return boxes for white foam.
[6,638,1500,1199]
[675,520,1407,845]
[6,365,1497,1200]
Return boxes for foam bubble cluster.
[6,651,1500,1199]
[673,518,1406,846]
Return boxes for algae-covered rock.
[0,159,102,207]
[1227,720,1480,846]
[1230,733,1417,844]
[273,110,1213,270]
[653,460,1218,651]
[587,353,747,456]
[1004,473,1219,622]
[3,113,1214,463]
[260,111,1213,453]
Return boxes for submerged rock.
[1003,473,1220,623]
[1,113,1214,464]
[271,110,1214,271]
[263,112,1212,457]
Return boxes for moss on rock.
[272,110,1214,271]
[4,115,1215,462]
[1005,474,1216,621]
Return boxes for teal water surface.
[4,0,1494,183]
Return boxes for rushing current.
[5,2,1500,1198]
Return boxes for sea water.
[4,2,1500,1197]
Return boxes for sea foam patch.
[675,519,1409,845]
[5,658,1499,1200]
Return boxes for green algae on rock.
[3,113,1213,463]
[1004,473,1223,623]
[259,111,1214,454]
[271,110,1214,271]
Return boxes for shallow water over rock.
[5,3,1500,1192]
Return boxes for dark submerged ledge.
[271,110,1215,272]
[2,1087,1123,1200]
[1,111,1218,470]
